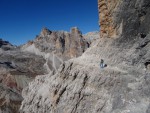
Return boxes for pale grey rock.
[0,27,93,112]
[20,0,150,113]
[20,36,150,113]
[0,39,47,113]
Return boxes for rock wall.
[98,0,119,38]
[98,0,150,39]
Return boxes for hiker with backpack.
[100,59,107,68]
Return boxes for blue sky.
[0,0,99,45]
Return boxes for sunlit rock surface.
[21,27,90,73]
[0,27,91,112]
[20,0,150,113]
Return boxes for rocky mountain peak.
[40,27,52,37]
[70,27,82,36]
[23,27,89,59]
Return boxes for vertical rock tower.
[98,0,118,38]
[98,0,150,39]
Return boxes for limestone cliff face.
[98,0,150,39]
[98,0,119,38]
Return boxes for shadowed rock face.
[0,59,46,112]
[0,41,47,113]
[20,0,150,113]
[0,39,15,50]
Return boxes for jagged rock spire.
[40,27,52,37]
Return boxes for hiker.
[100,59,104,68]
[100,59,107,68]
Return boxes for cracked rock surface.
[20,35,150,113]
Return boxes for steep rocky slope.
[20,0,150,113]
[20,36,150,113]
[0,39,47,113]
